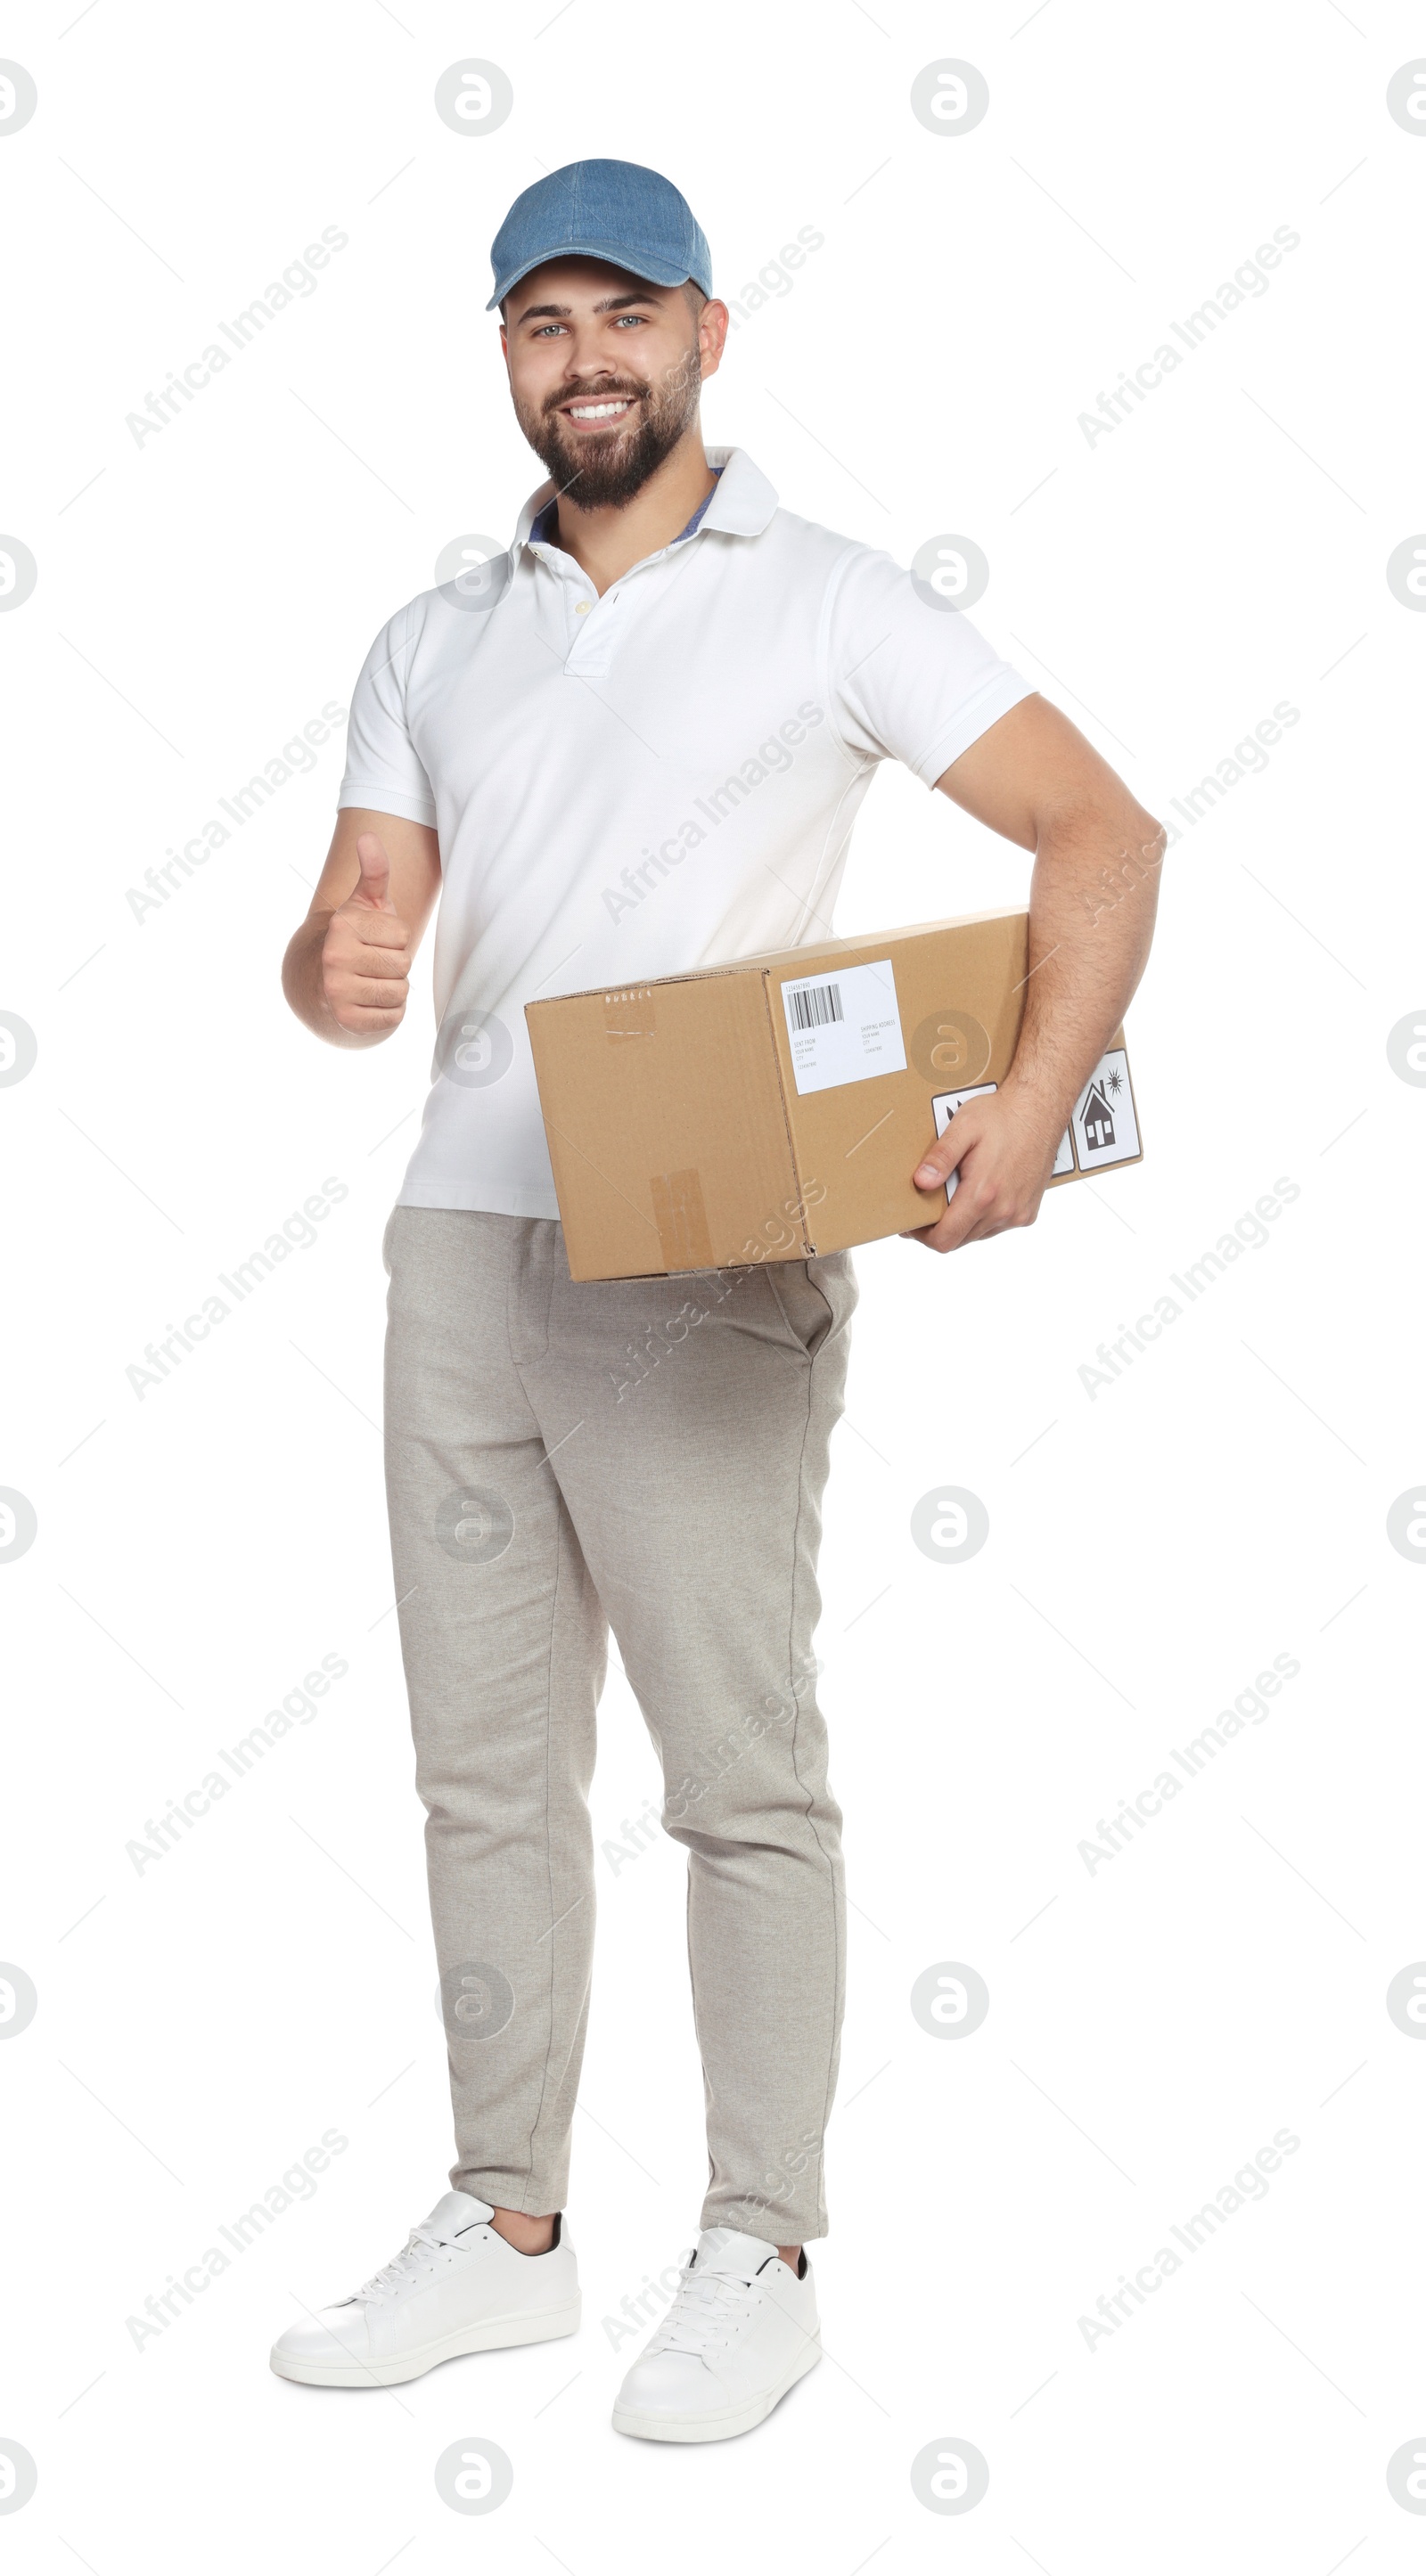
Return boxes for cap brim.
[488,241,693,313]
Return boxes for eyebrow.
[511,288,666,327]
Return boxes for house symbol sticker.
[1081,1079,1116,1153]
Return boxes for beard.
[515,340,704,511]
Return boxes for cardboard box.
[526,909,1142,1281]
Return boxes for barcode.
[788,980,844,1032]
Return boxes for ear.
[698,299,731,381]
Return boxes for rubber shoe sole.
[270,2295,581,2388]
[611,2337,821,2442]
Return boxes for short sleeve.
[336,601,438,826]
[823,545,1036,789]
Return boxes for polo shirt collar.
[694,446,779,536]
[515,445,779,553]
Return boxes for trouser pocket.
[765,1251,856,1359]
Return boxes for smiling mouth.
[559,396,640,429]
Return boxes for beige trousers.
[382,1207,856,2240]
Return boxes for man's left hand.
[902,1085,1066,1254]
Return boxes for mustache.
[544,379,649,417]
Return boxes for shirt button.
[575,601,591,616]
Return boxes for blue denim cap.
[488,158,711,314]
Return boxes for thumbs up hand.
[351,830,394,912]
[320,832,411,1033]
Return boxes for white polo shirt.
[338,445,1033,1218]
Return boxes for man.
[272,159,1162,2440]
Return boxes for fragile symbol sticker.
[780,958,907,1095]
[1071,1048,1140,1171]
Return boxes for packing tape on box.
[603,986,657,1040]
[650,1168,714,1271]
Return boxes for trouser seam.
[505,1222,563,2215]
[782,1289,842,2242]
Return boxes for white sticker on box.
[780,958,907,1096]
[1071,1047,1140,1171]
[931,1082,1074,1199]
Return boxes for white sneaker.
[611,2228,821,2442]
[270,2191,579,2388]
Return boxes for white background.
[4,0,1424,2565]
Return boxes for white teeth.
[568,400,630,419]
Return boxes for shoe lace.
[648,2253,760,2357]
[351,2221,448,2305]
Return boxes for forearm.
[914,701,1164,1250]
[1003,805,1165,1128]
[283,912,389,1050]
